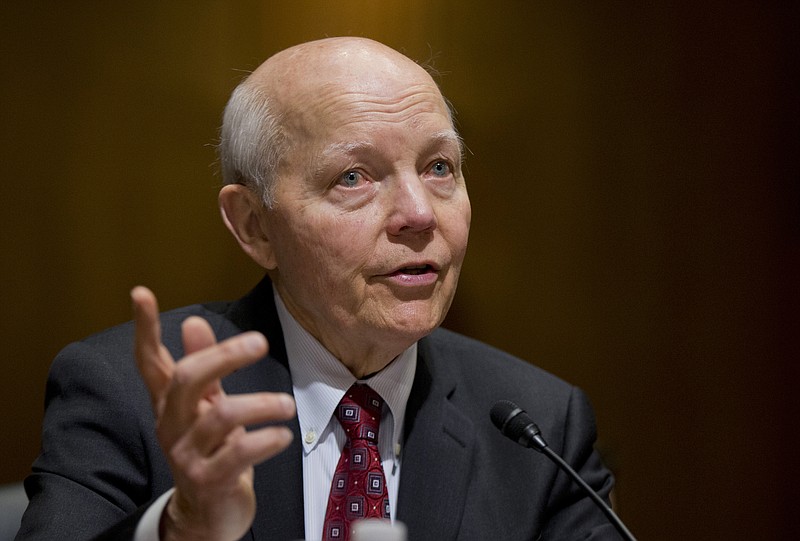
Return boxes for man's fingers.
[182,316,217,356]
[175,425,294,489]
[131,286,174,406]
[210,425,294,481]
[181,316,225,402]
[161,332,268,434]
[184,393,296,456]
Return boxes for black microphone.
[490,400,637,541]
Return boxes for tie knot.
[335,384,383,443]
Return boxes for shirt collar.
[273,287,417,455]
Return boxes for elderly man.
[17,37,619,541]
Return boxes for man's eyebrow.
[429,129,461,145]
[311,141,377,179]
[320,130,461,158]
[320,141,378,158]
[427,129,464,155]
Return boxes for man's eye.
[431,160,451,177]
[339,170,362,187]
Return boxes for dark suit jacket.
[17,276,622,540]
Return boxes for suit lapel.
[397,339,475,541]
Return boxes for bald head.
[248,37,440,111]
[218,37,454,207]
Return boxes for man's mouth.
[378,263,441,286]
[395,264,434,276]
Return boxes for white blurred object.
[351,519,407,541]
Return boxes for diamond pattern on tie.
[322,384,390,541]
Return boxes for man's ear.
[219,184,277,270]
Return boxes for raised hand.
[131,286,295,541]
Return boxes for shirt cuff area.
[133,488,175,541]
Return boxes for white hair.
[218,81,285,208]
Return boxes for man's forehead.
[275,68,452,153]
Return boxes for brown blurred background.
[1,2,797,539]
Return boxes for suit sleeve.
[16,339,171,540]
[538,387,625,540]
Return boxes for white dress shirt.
[134,287,417,541]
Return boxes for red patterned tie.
[322,384,390,541]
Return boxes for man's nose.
[386,173,437,236]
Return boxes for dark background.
[1,2,797,539]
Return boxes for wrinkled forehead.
[292,82,451,171]
[294,81,449,133]
[290,60,447,124]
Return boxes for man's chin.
[376,301,449,338]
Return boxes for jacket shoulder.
[423,327,575,404]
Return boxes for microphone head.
[490,400,522,434]
[490,400,547,450]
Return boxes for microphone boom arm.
[539,444,636,541]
